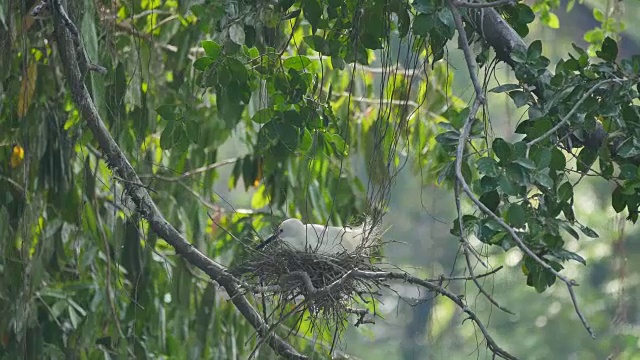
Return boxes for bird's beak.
[256,233,278,250]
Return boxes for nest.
[233,239,386,347]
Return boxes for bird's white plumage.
[274,218,376,254]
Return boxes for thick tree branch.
[51,2,304,358]
[469,7,610,151]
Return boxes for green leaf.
[511,50,527,63]
[593,8,604,21]
[436,9,455,38]
[476,157,500,177]
[527,40,542,60]
[202,40,221,59]
[562,223,580,240]
[534,172,554,189]
[185,119,200,143]
[252,108,274,124]
[304,35,329,53]
[612,186,626,213]
[302,0,323,32]
[499,174,519,196]
[525,259,558,293]
[576,147,598,173]
[552,249,586,265]
[532,148,551,169]
[509,90,529,107]
[256,121,280,150]
[331,56,345,70]
[283,56,312,71]
[506,203,526,228]
[414,0,437,14]
[193,57,214,71]
[619,164,637,180]
[492,138,512,162]
[549,148,566,171]
[545,12,559,29]
[229,23,246,45]
[300,128,313,152]
[396,7,410,37]
[226,58,249,84]
[579,225,599,238]
[412,13,433,36]
[514,158,537,170]
[489,84,520,93]
[330,133,348,155]
[600,156,614,178]
[557,181,573,202]
[160,121,177,149]
[156,104,179,121]
[242,156,257,190]
[597,37,618,62]
[277,122,300,152]
[479,190,500,213]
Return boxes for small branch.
[346,308,374,327]
[102,17,178,53]
[526,79,619,150]
[112,175,158,193]
[454,183,489,268]
[139,157,239,181]
[463,240,514,314]
[426,266,503,282]
[449,2,485,102]
[452,0,515,8]
[356,270,518,360]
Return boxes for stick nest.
[232,240,385,342]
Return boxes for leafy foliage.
[0,0,638,358]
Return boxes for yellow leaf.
[9,144,25,169]
[253,158,263,188]
[18,61,38,118]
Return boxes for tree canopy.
[1,0,640,359]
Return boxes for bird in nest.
[257,217,379,255]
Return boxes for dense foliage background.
[1,0,640,359]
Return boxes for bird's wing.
[306,224,350,252]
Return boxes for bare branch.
[51,2,305,358]
[356,270,518,360]
[139,157,239,181]
[426,266,504,282]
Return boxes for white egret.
[257,218,377,254]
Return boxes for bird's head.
[257,218,306,250]
[278,218,305,240]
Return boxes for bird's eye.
[279,228,284,233]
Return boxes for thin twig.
[426,266,503,282]
[462,235,514,314]
[139,157,239,181]
[454,184,489,268]
[526,79,618,150]
[357,270,518,360]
